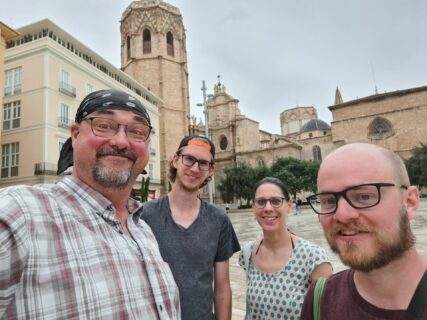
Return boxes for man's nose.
[333,196,360,223]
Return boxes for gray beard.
[93,165,131,189]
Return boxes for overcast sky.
[3,0,427,133]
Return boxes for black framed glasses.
[307,183,408,215]
[180,154,212,171]
[253,197,286,209]
[83,117,151,142]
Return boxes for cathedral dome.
[300,119,331,132]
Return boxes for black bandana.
[57,89,151,175]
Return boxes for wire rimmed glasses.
[253,197,286,209]
[307,183,408,215]
[83,117,151,142]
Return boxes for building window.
[127,36,131,60]
[4,67,22,97]
[313,145,322,161]
[368,117,394,140]
[258,158,265,167]
[1,143,19,178]
[166,32,174,57]
[309,132,313,138]
[148,163,154,180]
[220,135,228,150]
[143,29,151,54]
[86,83,94,94]
[59,70,76,97]
[3,101,21,130]
[59,103,70,128]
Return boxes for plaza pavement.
[227,199,427,319]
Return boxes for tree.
[270,157,320,197]
[405,144,427,188]
[218,162,256,206]
[140,176,150,202]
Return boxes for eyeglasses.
[307,183,408,215]
[180,154,212,171]
[83,117,151,142]
[253,197,286,209]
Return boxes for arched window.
[368,117,394,140]
[313,145,322,161]
[220,135,228,150]
[143,29,151,54]
[126,36,131,60]
[166,32,174,56]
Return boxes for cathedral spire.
[334,87,343,105]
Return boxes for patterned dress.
[239,238,329,320]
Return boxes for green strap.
[313,277,327,320]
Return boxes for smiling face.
[253,182,292,234]
[172,144,213,193]
[317,143,417,271]
[71,109,150,192]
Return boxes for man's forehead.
[90,109,149,123]
[182,144,212,159]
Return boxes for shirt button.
[159,304,163,311]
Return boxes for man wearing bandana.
[142,135,241,320]
[0,89,180,319]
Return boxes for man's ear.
[172,154,179,168]
[70,123,79,147]
[405,186,420,220]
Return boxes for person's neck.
[262,228,292,251]
[354,247,427,310]
[73,174,132,228]
[168,187,200,211]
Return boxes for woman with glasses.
[239,177,332,319]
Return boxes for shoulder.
[142,196,167,216]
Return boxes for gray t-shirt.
[142,195,241,320]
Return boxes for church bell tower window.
[166,32,174,57]
[126,36,131,60]
[143,29,151,54]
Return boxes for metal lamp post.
[197,80,213,204]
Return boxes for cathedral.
[119,0,427,202]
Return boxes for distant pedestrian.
[296,197,303,215]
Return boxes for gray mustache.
[96,147,137,161]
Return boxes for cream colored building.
[0,22,19,138]
[1,19,162,197]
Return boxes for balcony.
[34,162,57,176]
[58,117,71,129]
[59,81,76,97]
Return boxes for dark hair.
[253,177,290,201]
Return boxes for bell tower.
[120,0,190,192]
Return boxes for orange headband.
[188,139,212,151]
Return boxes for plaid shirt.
[0,176,180,319]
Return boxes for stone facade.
[120,0,190,193]
[330,86,427,159]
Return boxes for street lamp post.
[198,80,213,204]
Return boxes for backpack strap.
[404,270,427,320]
[313,277,327,320]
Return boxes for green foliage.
[140,176,150,202]
[218,162,255,205]
[405,144,427,188]
[270,157,320,197]
[217,157,320,203]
